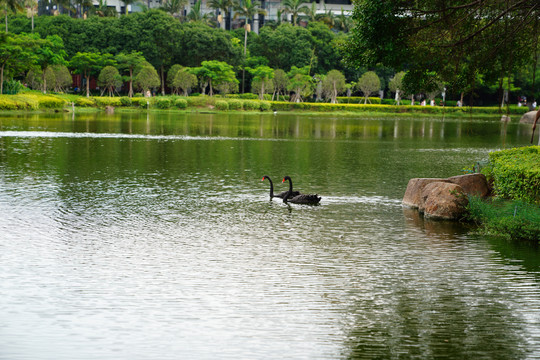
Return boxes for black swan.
[282,176,321,205]
[262,175,300,199]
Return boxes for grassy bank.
[467,146,540,244]
[0,92,532,117]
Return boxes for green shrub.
[0,97,19,109]
[75,97,96,107]
[175,98,188,109]
[3,80,25,94]
[243,100,259,110]
[215,100,229,110]
[482,146,540,204]
[120,97,132,106]
[156,97,171,109]
[228,99,243,110]
[38,96,67,108]
[259,101,271,111]
[134,93,143,97]
[93,97,122,107]
[337,96,382,104]
[186,95,215,107]
[133,97,150,107]
[467,196,540,243]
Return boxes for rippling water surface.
[1,112,539,359]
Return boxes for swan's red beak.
[261,177,265,181]
[282,178,285,183]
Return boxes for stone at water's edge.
[447,173,491,197]
[520,111,538,124]
[421,182,468,220]
[402,178,448,208]
[403,173,491,220]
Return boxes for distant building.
[38,0,352,34]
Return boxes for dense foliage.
[482,146,540,204]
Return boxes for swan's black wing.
[288,193,321,204]
[275,190,301,199]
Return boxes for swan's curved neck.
[267,178,274,197]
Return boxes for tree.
[194,60,238,96]
[0,33,38,94]
[51,64,72,92]
[134,63,160,95]
[70,52,103,97]
[287,65,312,102]
[233,0,266,93]
[2,0,23,33]
[250,24,314,72]
[388,71,405,105]
[281,0,309,26]
[43,66,55,92]
[160,0,187,19]
[322,69,345,103]
[98,65,122,96]
[167,63,183,94]
[272,68,288,100]
[116,51,146,98]
[186,0,213,25]
[247,65,274,99]
[23,0,37,32]
[356,71,380,104]
[344,0,539,101]
[172,68,197,96]
[121,0,140,15]
[36,35,67,94]
[209,0,233,29]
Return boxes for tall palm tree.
[161,0,187,19]
[186,0,214,24]
[209,0,232,29]
[303,1,317,23]
[233,0,266,93]
[334,7,350,32]
[318,6,336,29]
[122,0,141,15]
[2,0,23,33]
[23,0,37,32]
[281,0,308,26]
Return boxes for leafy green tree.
[247,65,273,99]
[51,64,72,92]
[43,66,55,92]
[281,0,309,26]
[250,23,313,71]
[0,33,38,94]
[98,65,122,96]
[36,34,67,93]
[287,65,312,102]
[172,68,197,96]
[134,63,160,95]
[167,63,183,94]
[388,71,405,105]
[70,52,103,97]
[322,69,345,103]
[116,51,145,98]
[272,68,288,100]
[344,0,538,99]
[356,71,380,104]
[194,60,238,96]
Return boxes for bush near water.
[467,146,540,244]
[0,92,533,115]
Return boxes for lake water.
[1,111,539,359]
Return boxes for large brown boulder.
[402,178,448,208]
[520,111,538,124]
[421,182,469,220]
[447,173,491,197]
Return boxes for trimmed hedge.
[92,97,122,107]
[228,99,243,110]
[175,98,188,109]
[0,94,67,109]
[482,146,540,204]
[74,97,96,107]
[337,96,382,104]
[156,98,172,109]
[215,100,229,110]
